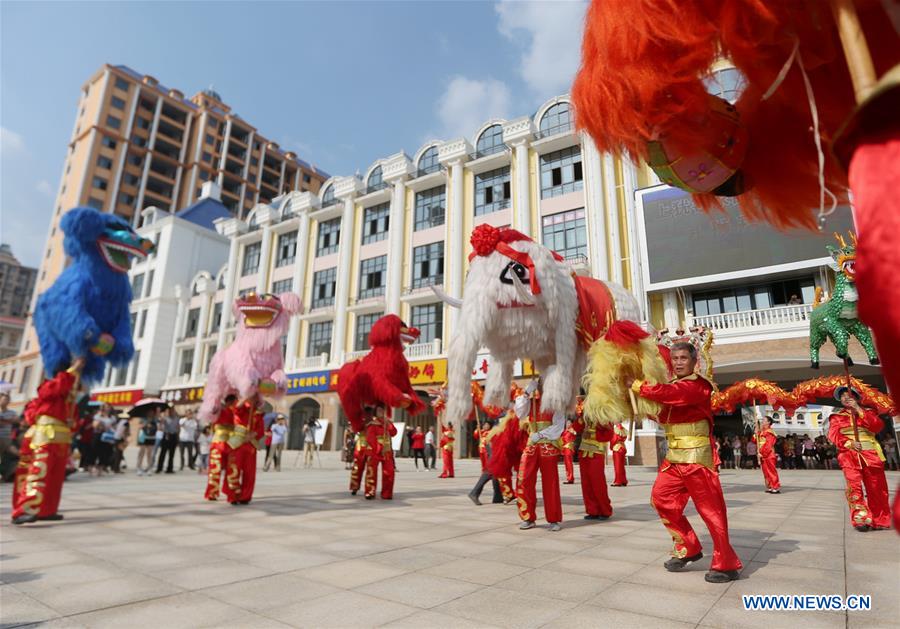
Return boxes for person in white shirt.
[197,425,212,473]
[178,409,200,470]
[265,415,288,472]
[425,428,436,470]
[303,419,321,468]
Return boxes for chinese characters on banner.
[285,370,332,394]
[160,386,205,404]
[90,389,144,407]
[470,354,538,381]
[326,359,448,389]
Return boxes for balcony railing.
[535,123,575,139]
[363,181,390,195]
[564,254,589,268]
[345,349,369,361]
[294,354,328,370]
[688,303,813,334]
[344,339,442,363]
[468,146,510,161]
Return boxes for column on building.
[437,139,472,340]
[216,116,234,189]
[134,98,164,220]
[503,117,535,238]
[254,207,276,294]
[603,154,623,285]
[662,291,680,329]
[383,152,413,316]
[285,192,316,369]
[166,284,189,380]
[330,176,362,363]
[190,277,217,381]
[582,135,610,281]
[215,218,247,351]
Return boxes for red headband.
[468,224,563,295]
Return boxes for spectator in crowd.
[92,404,116,476]
[263,420,273,466]
[266,414,288,471]
[405,425,415,458]
[746,437,758,469]
[411,426,427,470]
[197,424,211,474]
[73,410,94,472]
[731,435,743,470]
[718,436,732,469]
[880,434,899,471]
[110,411,130,473]
[788,294,802,305]
[156,407,179,474]
[801,434,817,469]
[782,435,795,469]
[0,392,19,481]
[178,408,199,470]
[136,409,158,476]
[303,418,320,468]
[342,426,355,470]
[425,427,436,470]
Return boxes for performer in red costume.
[517,381,564,532]
[438,422,455,478]
[572,413,614,521]
[12,358,83,525]
[609,422,628,486]
[629,342,742,583]
[827,387,890,532]
[561,420,576,484]
[752,417,781,494]
[364,405,397,500]
[473,421,490,473]
[11,399,39,516]
[205,394,237,501]
[486,390,530,504]
[227,395,264,505]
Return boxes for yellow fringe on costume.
[581,336,668,426]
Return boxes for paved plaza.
[1,454,897,628]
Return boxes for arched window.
[417,146,440,175]
[704,67,746,104]
[539,102,573,137]
[367,165,384,192]
[475,124,506,157]
[321,183,335,206]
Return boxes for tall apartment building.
[2,64,328,389]
[0,244,37,360]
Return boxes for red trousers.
[651,463,742,572]
[579,454,612,517]
[612,448,627,485]
[350,448,368,493]
[840,460,890,528]
[365,453,395,499]
[563,450,575,483]
[516,442,562,523]
[227,444,258,503]
[204,442,234,501]
[11,435,33,513]
[12,442,69,520]
[760,454,780,491]
[439,448,454,477]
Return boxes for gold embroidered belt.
[579,437,607,457]
[212,424,234,443]
[28,416,72,447]
[839,428,885,459]
[227,425,260,450]
[664,419,712,468]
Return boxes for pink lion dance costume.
[199,291,301,503]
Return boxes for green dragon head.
[826,231,857,283]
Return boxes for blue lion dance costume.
[13,207,152,525]
[34,207,154,383]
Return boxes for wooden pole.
[843,358,866,467]
[830,0,878,104]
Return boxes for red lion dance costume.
[337,314,425,499]
[572,0,900,405]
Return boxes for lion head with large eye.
[434,224,642,426]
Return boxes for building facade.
[2,63,329,400]
[0,244,36,361]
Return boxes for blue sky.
[1,0,586,268]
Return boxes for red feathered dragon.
[336,314,427,432]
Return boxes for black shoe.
[564,480,575,484]
[854,524,871,532]
[351,490,358,495]
[468,493,482,506]
[240,500,251,505]
[705,570,740,583]
[664,552,703,572]
[37,514,64,521]
[230,501,240,506]
[12,514,38,525]
[165,470,174,474]
[365,495,375,500]
[584,514,610,520]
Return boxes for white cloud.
[435,76,512,140]
[0,127,26,154]
[36,180,54,197]
[496,0,588,97]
